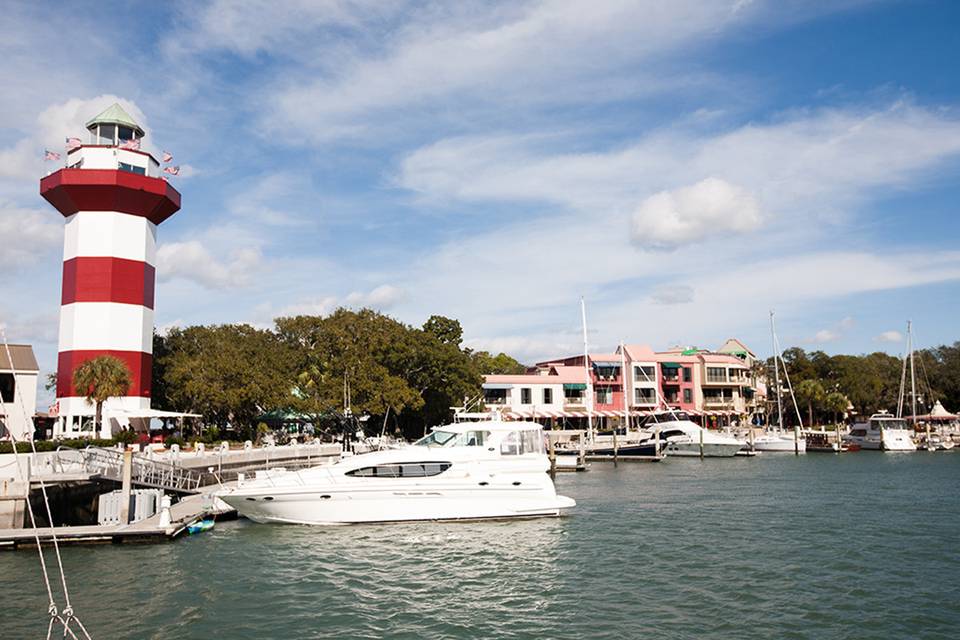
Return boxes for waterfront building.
[0,345,39,441]
[40,105,182,438]
[481,338,766,427]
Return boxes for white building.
[0,345,39,441]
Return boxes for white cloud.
[632,178,763,249]
[875,330,904,343]
[156,241,262,289]
[345,285,406,309]
[650,284,695,305]
[276,296,339,318]
[462,336,576,363]
[811,329,839,343]
[0,202,62,268]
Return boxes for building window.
[634,388,656,404]
[483,388,507,405]
[564,387,584,402]
[683,388,692,404]
[594,364,619,381]
[683,367,692,382]
[521,388,532,404]
[707,367,727,383]
[595,387,612,405]
[543,388,553,404]
[662,366,679,382]
[97,124,116,145]
[0,373,14,403]
[634,365,655,381]
[118,126,135,142]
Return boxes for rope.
[1,327,92,639]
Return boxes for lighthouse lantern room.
[40,104,181,438]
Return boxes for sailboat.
[750,311,806,454]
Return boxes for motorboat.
[642,412,744,458]
[747,429,807,453]
[216,420,576,525]
[803,430,849,453]
[845,412,917,452]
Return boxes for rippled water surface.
[2,453,958,639]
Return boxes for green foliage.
[163,436,186,448]
[0,438,120,454]
[73,355,132,432]
[112,429,139,445]
[154,324,295,436]
[468,350,526,375]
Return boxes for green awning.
[563,383,587,390]
[662,362,681,368]
[681,348,698,355]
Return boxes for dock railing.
[51,446,203,493]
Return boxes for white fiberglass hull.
[751,435,807,453]
[847,431,917,452]
[220,482,575,525]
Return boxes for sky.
[2,0,960,404]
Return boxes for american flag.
[120,138,141,151]
[65,137,82,151]
[44,149,61,161]
[162,150,173,163]
[163,165,180,176]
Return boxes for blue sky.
[2,0,960,402]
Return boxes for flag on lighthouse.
[44,149,61,161]
[163,165,180,176]
[120,138,141,151]
[65,137,82,151]
[162,150,173,163]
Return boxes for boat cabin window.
[346,462,452,478]
[501,429,543,455]
[871,418,908,431]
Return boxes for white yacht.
[217,421,575,525]
[845,413,917,451]
[644,412,745,458]
[748,430,807,453]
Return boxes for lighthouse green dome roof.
[85,103,144,136]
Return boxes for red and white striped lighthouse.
[40,104,180,437]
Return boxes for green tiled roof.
[86,103,144,134]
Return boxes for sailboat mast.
[581,297,594,442]
[770,310,784,432]
[908,320,918,423]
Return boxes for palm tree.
[73,356,131,436]
[823,391,849,427]
[793,379,826,427]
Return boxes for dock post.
[613,421,619,467]
[699,427,704,459]
[158,495,172,528]
[577,430,585,468]
[119,448,133,524]
[548,434,557,480]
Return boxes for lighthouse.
[40,104,180,438]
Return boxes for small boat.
[803,430,849,453]
[187,519,215,535]
[217,420,575,525]
[749,430,807,453]
[640,411,744,458]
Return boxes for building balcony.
[483,396,509,405]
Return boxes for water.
[2,453,958,639]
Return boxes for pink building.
[482,339,765,427]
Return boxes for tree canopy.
[153,310,525,440]
[73,355,131,432]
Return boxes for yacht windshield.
[872,418,908,430]
[414,429,491,447]
[414,430,458,447]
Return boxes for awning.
[482,383,513,390]
[563,383,587,390]
[661,362,680,368]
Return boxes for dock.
[0,490,235,550]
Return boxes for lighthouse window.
[97,124,116,145]
[119,162,146,176]
[118,126,134,142]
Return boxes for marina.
[2,453,957,639]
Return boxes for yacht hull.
[750,436,807,453]
[662,442,742,458]
[221,485,575,525]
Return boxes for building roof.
[718,337,756,357]
[0,344,39,372]
[622,344,656,361]
[485,365,589,385]
[86,103,144,135]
